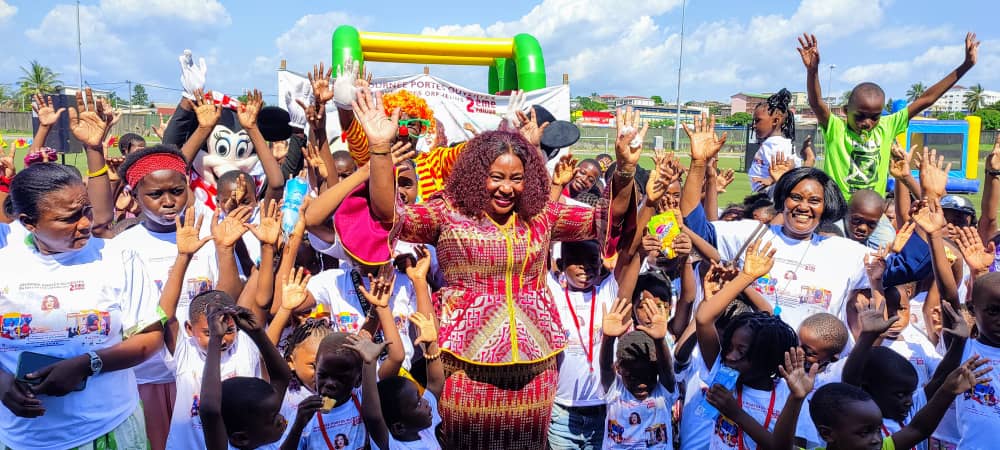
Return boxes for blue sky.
[3,0,998,105]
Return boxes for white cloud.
[274,12,371,73]
[99,0,230,26]
[0,0,15,25]
[867,25,954,50]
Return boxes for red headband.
[126,153,188,188]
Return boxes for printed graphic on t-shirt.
[715,416,740,448]
[332,311,363,333]
[845,136,881,193]
[1,308,112,345]
[964,381,999,407]
[185,277,214,301]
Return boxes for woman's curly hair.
[444,130,550,220]
[382,90,435,134]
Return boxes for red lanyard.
[736,385,777,450]
[882,423,916,450]
[564,286,597,371]
[317,393,364,449]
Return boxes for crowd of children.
[0,28,997,450]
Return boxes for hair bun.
[768,88,792,110]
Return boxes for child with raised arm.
[599,297,676,449]
[797,32,979,201]
[199,305,292,450]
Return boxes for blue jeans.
[548,402,606,450]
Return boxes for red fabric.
[333,181,393,265]
[126,153,187,189]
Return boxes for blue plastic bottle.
[281,177,309,234]
[694,365,740,420]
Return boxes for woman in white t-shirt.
[747,89,800,192]
[0,163,164,450]
[110,144,220,450]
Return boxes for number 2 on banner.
[466,96,474,113]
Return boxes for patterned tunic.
[344,120,466,200]
[395,195,614,365]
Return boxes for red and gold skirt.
[440,354,558,450]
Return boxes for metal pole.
[76,0,83,90]
[827,64,836,104]
[673,0,686,150]
[127,80,132,113]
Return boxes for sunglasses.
[398,119,431,137]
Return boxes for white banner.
[277,71,570,152]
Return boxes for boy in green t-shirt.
[797,32,980,200]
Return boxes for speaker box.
[32,94,83,154]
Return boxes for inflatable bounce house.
[887,100,982,193]
[332,25,547,93]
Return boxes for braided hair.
[281,318,333,391]
[758,88,796,141]
[721,311,799,380]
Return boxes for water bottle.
[281,177,309,234]
[694,365,740,420]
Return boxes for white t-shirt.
[748,136,798,191]
[306,268,417,371]
[548,274,619,407]
[200,206,261,277]
[110,219,218,384]
[0,220,27,250]
[297,390,367,450]
[384,390,442,450]
[603,375,676,449]
[955,339,1000,450]
[0,237,161,450]
[164,332,262,450]
[309,232,446,290]
[260,386,313,450]
[794,358,848,448]
[882,327,942,388]
[714,220,870,331]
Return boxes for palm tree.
[17,61,62,102]
[906,83,925,102]
[839,90,853,106]
[964,84,984,113]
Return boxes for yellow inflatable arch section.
[332,25,547,94]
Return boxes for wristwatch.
[87,351,103,376]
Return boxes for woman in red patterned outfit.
[357,87,646,449]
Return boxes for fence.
[572,125,824,153]
[0,111,166,138]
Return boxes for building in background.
[930,85,1000,113]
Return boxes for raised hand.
[390,140,415,166]
[940,301,971,340]
[353,86,399,148]
[309,62,335,104]
[704,261,740,298]
[245,199,282,246]
[863,246,889,285]
[942,354,991,395]
[410,312,438,347]
[32,94,66,127]
[345,333,390,364]
[68,88,110,148]
[682,113,728,162]
[913,197,947,235]
[741,238,776,278]
[281,266,312,311]
[222,174,249,212]
[176,206,211,255]
[151,114,168,139]
[238,89,263,130]
[502,90,527,128]
[796,33,820,71]
[955,226,996,273]
[778,347,819,400]
[552,153,578,187]
[919,147,951,201]
[230,305,261,333]
[179,49,208,100]
[635,298,669,340]
[615,107,649,171]
[295,97,326,131]
[192,89,221,129]
[889,142,914,180]
[516,106,548,148]
[302,143,329,181]
[403,245,432,281]
[602,297,634,338]
[358,267,395,309]
[211,205,252,249]
[964,32,980,67]
[0,146,15,179]
[989,132,1000,172]
[855,294,898,336]
[206,304,231,338]
[769,152,794,182]
[892,220,917,253]
[716,168,735,193]
[333,56,361,109]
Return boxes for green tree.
[106,91,123,108]
[709,105,721,116]
[934,111,965,120]
[647,119,675,128]
[573,96,608,112]
[17,60,63,109]
[650,95,664,105]
[0,85,13,110]
[725,112,753,126]
[132,84,149,106]
[906,83,925,102]
[839,90,853,106]
[974,109,1000,130]
[885,97,894,112]
[964,84,984,113]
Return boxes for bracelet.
[987,169,1000,177]
[424,350,442,361]
[614,169,635,179]
[87,165,109,178]
[370,150,391,156]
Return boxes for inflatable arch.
[332,25,546,94]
